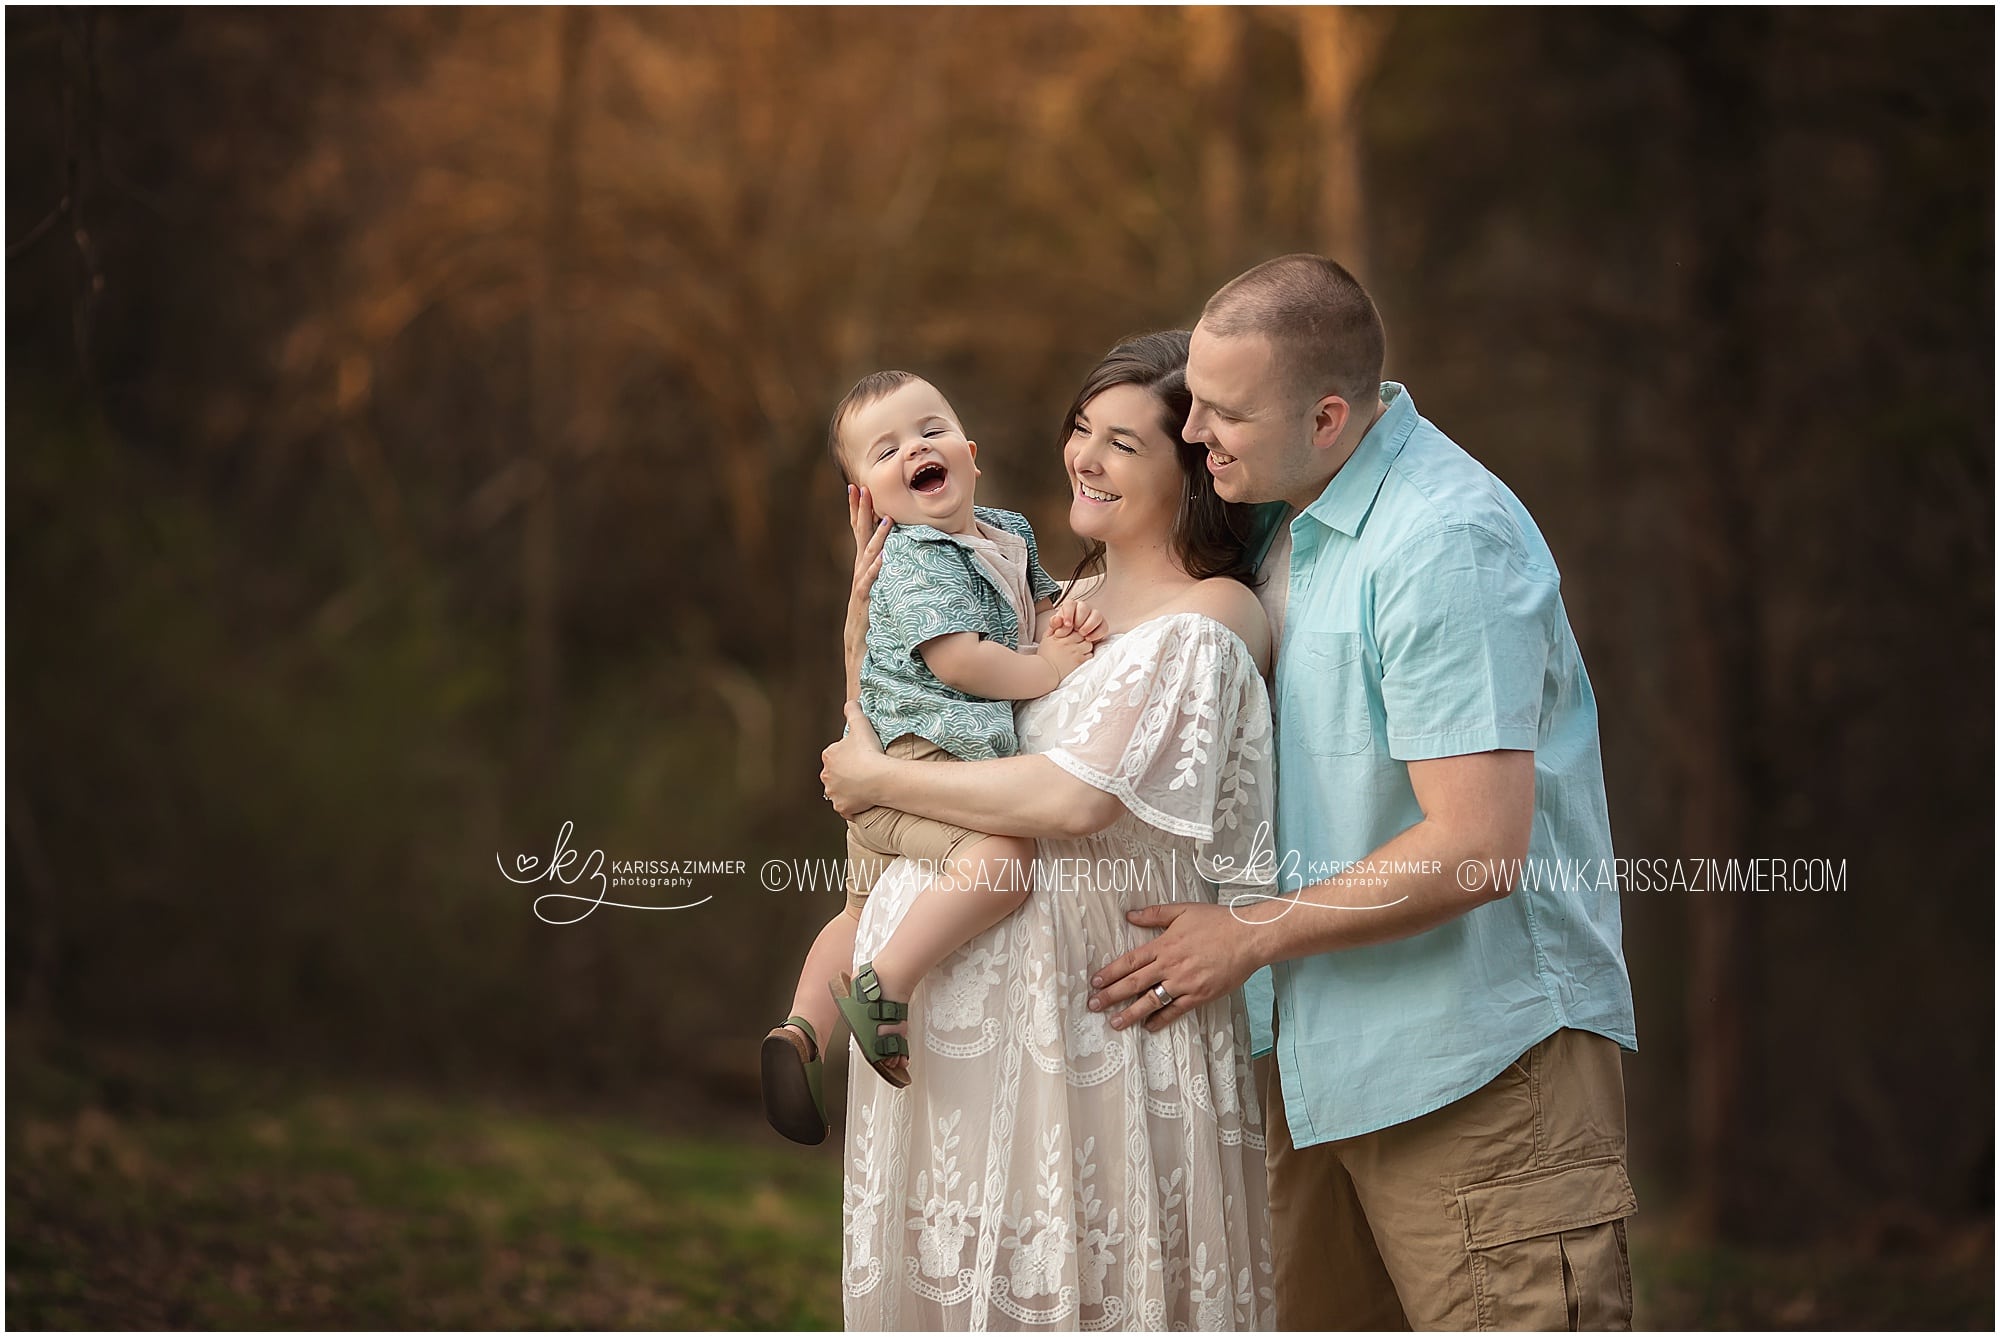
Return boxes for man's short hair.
[827,369,926,484]
[1200,254,1386,412]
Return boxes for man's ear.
[1311,396,1351,451]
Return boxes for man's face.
[840,379,979,530]
[1184,325,1320,509]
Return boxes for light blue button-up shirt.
[1241,382,1637,1147]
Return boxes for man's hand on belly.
[1086,901,1265,1034]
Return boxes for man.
[1087,255,1640,1329]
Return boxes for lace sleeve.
[1042,612,1275,887]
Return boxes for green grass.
[7,1031,1991,1330]
[7,1033,844,1329]
[1631,1221,1994,1330]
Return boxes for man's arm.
[822,702,1124,838]
[1085,748,1535,1030]
[1251,748,1534,961]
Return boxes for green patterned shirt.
[860,506,1063,761]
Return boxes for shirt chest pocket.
[1285,630,1374,756]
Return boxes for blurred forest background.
[7,6,1993,1328]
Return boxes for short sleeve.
[1022,522,1061,604]
[871,534,990,661]
[1373,523,1558,761]
[1042,613,1275,889]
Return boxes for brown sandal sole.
[760,1024,829,1145]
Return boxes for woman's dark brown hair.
[1054,329,1261,602]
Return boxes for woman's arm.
[844,485,890,703]
[822,702,1124,839]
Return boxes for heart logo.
[516,854,538,875]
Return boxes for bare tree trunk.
[8,795,64,1026]
[1186,7,1250,275]
[522,6,591,779]
[1670,7,1774,1241]
[1294,6,1389,277]
[64,9,105,382]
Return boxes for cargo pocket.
[1459,1156,1636,1331]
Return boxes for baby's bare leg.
[869,835,1035,1070]
[783,905,859,1052]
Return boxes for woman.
[821,331,1277,1329]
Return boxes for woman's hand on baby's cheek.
[847,484,879,550]
[848,488,888,595]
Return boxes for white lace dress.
[843,610,1278,1331]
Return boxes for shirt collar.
[1245,500,1291,570]
[899,523,963,544]
[1300,381,1417,538]
[897,507,992,546]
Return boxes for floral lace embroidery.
[844,611,1278,1330]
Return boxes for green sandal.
[761,1015,829,1145]
[832,963,911,1089]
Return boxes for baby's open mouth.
[910,462,949,494]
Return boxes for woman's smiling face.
[1064,382,1185,549]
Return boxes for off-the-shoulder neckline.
[1092,607,1260,669]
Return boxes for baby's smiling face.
[839,379,981,531]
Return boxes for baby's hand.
[1037,627,1095,683]
[1048,599,1109,644]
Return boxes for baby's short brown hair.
[827,369,928,484]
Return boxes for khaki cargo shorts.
[1258,1025,1637,1330]
[841,733,993,915]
